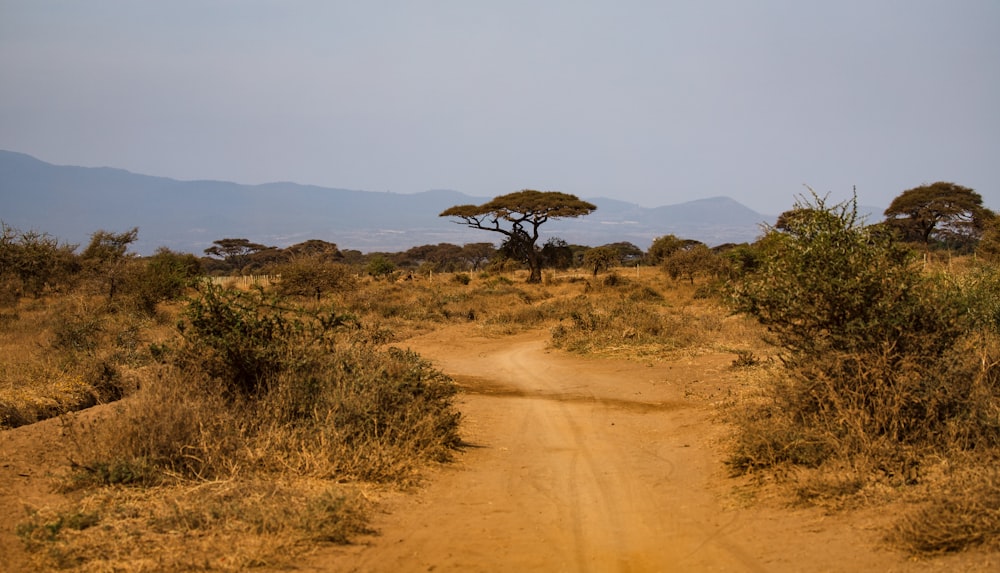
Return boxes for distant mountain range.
[0,150,777,256]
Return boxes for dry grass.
[547,271,771,361]
[722,255,1000,556]
[17,478,372,571]
[8,279,464,570]
[6,260,1000,564]
[890,459,1000,554]
[340,270,570,338]
[0,299,87,427]
[0,294,175,429]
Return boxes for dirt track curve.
[301,325,994,573]
[1,324,995,572]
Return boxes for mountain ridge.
[0,150,774,255]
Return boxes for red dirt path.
[294,325,995,572]
[1,324,996,571]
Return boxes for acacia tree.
[884,182,990,252]
[647,234,701,265]
[440,190,596,283]
[0,223,79,299]
[583,246,618,277]
[282,239,342,261]
[664,243,719,284]
[603,241,644,266]
[978,217,1000,262]
[204,238,270,272]
[460,242,496,271]
[541,237,574,270]
[81,227,139,301]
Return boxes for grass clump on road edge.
[888,460,1000,555]
[19,283,461,571]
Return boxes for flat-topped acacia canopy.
[440,189,596,283]
[883,182,988,249]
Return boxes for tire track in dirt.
[482,336,767,572]
[3,326,997,571]
[305,328,771,572]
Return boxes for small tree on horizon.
[460,242,496,271]
[541,237,574,270]
[366,254,397,280]
[0,222,79,299]
[81,227,139,301]
[204,238,270,273]
[440,190,596,283]
[664,242,718,284]
[647,234,700,265]
[583,246,619,277]
[883,181,991,252]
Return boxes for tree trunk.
[526,250,542,283]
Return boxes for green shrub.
[366,255,396,280]
[177,283,356,397]
[0,222,79,298]
[730,194,958,358]
[664,243,721,284]
[127,247,202,313]
[955,263,1000,334]
[728,191,1000,474]
[74,282,461,484]
[272,255,357,299]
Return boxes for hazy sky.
[2,1,997,214]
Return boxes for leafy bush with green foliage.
[75,283,462,484]
[732,196,952,357]
[978,217,1000,262]
[955,263,1000,334]
[663,243,721,284]
[728,193,1000,470]
[0,222,79,300]
[271,255,357,300]
[176,283,357,396]
[366,254,397,280]
[141,247,202,298]
[727,193,1000,555]
[79,228,139,302]
[124,247,203,314]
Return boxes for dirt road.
[2,324,994,571]
[304,326,994,572]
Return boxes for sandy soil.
[0,403,96,572]
[1,324,996,572]
[301,325,996,573]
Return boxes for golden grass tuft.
[890,460,1000,554]
[0,293,173,429]
[18,478,372,571]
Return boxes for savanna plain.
[2,199,1000,572]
